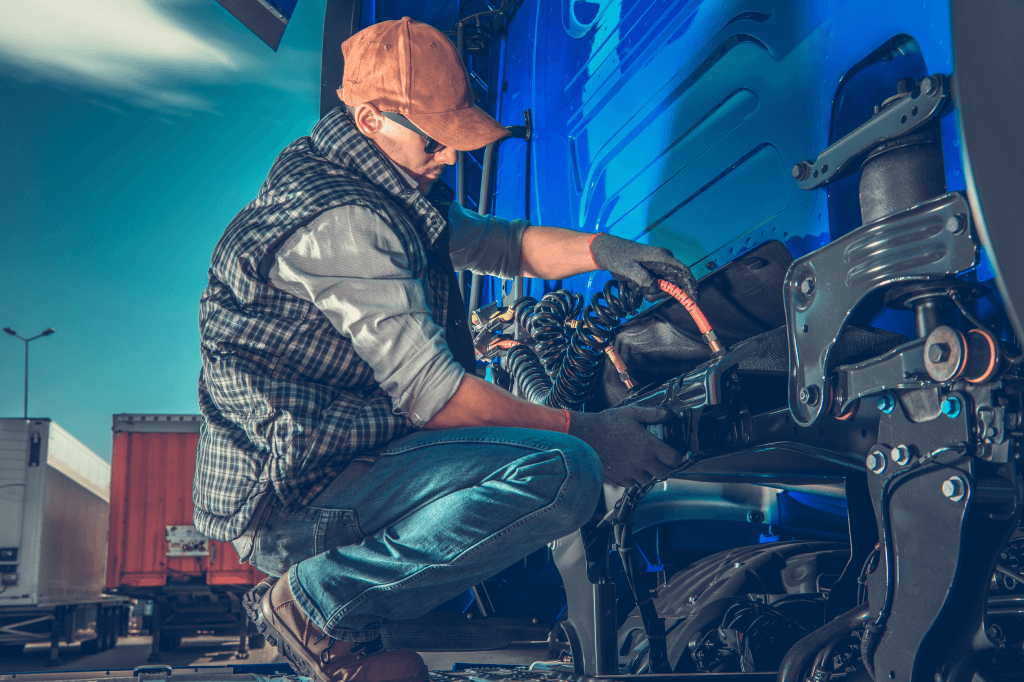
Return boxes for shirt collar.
[310,108,447,245]
[385,157,419,191]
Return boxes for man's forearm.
[519,225,598,279]
[424,373,568,432]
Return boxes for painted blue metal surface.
[489,0,960,309]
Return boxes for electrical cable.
[949,290,1024,364]
[612,481,671,673]
[502,277,719,409]
[857,547,880,605]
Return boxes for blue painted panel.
[368,0,459,29]
[493,0,960,307]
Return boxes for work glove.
[590,233,699,302]
[567,406,683,488]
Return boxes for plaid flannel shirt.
[193,108,465,541]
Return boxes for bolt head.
[942,476,966,502]
[928,342,951,363]
[799,278,815,296]
[866,451,887,474]
[941,396,962,418]
[945,214,966,235]
[890,444,911,466]
[877,394,896,413]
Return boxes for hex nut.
[799,385,820,405]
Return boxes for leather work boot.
[244,573,428,682]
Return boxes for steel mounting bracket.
[793,73,951,190]
[785,192,978,426]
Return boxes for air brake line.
[657,279,723,354]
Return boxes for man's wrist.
[587,233,601,270]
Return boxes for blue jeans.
[240,427,603,641]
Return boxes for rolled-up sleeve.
[268,206,464,427]
[448,201,530,278]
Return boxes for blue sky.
[1,0,328,459]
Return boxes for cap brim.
[411,104,511,152]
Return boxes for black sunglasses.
[381,111,447,154]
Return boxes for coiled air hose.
[498,278,719,409]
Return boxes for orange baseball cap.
[338,17,510,152]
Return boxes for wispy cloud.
[0,0,244,112]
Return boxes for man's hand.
[567,406,683,488]
[590,233,699,302]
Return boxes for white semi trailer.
[0,419,128,663]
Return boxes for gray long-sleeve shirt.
[269,198,529,427]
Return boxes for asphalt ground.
[0,636,550,677]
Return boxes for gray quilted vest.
[193,108,473,541]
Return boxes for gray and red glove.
[567,406,683,488]
[590,233,699,302]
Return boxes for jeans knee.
[553,433,604,531]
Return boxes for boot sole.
[243,578,429,682]
[243,578,325,682]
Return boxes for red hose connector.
[489,337,522,350]
[657,279,722,353]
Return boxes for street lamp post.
[2,327,56,419]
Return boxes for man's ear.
[352,102,385,138]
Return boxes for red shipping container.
[106,414,264,590]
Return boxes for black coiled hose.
[551,280,644,409]
[506,280,644,410]
[504,343,552,404]
[531,290,581,376]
